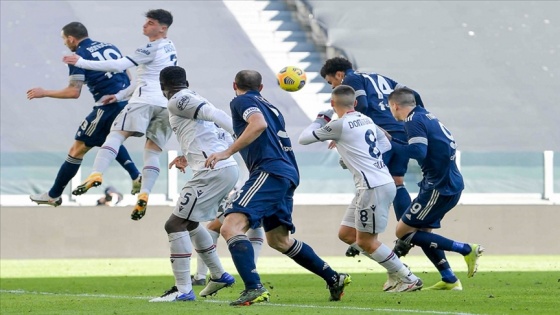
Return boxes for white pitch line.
[1,289,482,315]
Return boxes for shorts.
[341,182,396,234]
[75,101,127,147]
[383,130,409,177]
[172,165,238,222]
[111,102,172,150]
[401,188,461,229]
[226,171,296,233]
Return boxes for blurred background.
[1,1,559,258]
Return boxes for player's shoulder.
[169,89,201,108]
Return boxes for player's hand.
[63,54,81,65]
[27,87,46,99]
[99,95,118,105]
[314,109,334,126]
[205,151,231,169]
[339,157,348,169]
[328,141,337,149]
[169,155,188,173]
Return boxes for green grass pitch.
[1,256,558,314]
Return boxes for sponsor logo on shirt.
[136,48,150,55]
[177,95,189,110]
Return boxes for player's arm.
[298,109,340,145]
[389,121,427,164]
[63,54,135,72]
[195,103,235,135]
[27,79,83,100]
[205,112,267,169]
[375,125,392,154]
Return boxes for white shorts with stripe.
[341,182,396,234]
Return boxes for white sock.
[168,231,192,294]
[350,242,365,253]
[140,149,161,194]
[366,243,403,273]
[190,225,224,280]
[195,229,219,280]
[92,132,125,173]
[247,227,265,265]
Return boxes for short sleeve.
[405,117,428,145]
[231,95,261,122]
[68,64,85,82]
[311,119,344,142]
[167,92,204,119]
[126,43,157,65]
[342,74,365,97]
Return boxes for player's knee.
[164,215,187,234]
[338,228,356,245]
[206,219,222,233]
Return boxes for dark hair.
[332,85,356,107]
[320,57,353,78]
[235,70,262,91]
[160,66,189,88]
[388,88,416,107]
[62,22,88,39]
[146,9,173,27]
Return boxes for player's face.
[61,31,78,52]
[388,100,401,121]
[324,72,344,89]
[143,18,166,39]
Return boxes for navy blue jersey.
[343,69,424,132]
[69,38,130,102]
[230,91,299,186]
[397,106,464,195]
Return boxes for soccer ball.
[277,66,307,92]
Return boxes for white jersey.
[300,111,393,189]
[127,38,178,107]
[167,89,236,171]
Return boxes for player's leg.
[30,140,91,206]
[114,146,142,194]
[246,226,265,264]
[396,190,484,280]
[194,219,221,285]
[150,214,195,302]
[354,184,422,292]
[132,106,172,220]
[339,195,363,257]
[387,131,412,220]
[264,181,350,302]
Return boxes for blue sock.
[421,247,458,283]
[284,239,338,286]
[48,155,82,198]
[393,185,411,219]
[115,145,140,179]
[407,231,463,253]
[227,235,261,290]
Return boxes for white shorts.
[341,182,396,234]
[111,103,172,150]
[173,165,238,222]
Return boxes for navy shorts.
[383,130,409,177]
[401,188,461,229]
[226,171,296,233]
[75,101,127,147]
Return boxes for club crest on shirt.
[177,95,190,110]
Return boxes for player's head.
[144,9,173,39]
[331,85,356,116]
[160,66,189,99]
[320,57,353,89]
[233,70,263,95]
[61,22,88,52]
[388,88,416,121]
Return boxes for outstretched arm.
[63,54,135,73]
[27,79,83,100]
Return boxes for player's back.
[73,38,130,102]
[406,106,464,194]
[343,70,404,132]
[230,91,299,185]
[168,89,235,171]
[335,112,394,189]
[127,38,178,107]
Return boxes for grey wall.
[2,204,559,259]
[307,0,560,151]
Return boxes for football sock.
[140,149,161,194]
[92,132,125,173]
[393,185,411,220]
[168,231,192,294]
[284,239,339,286]
[247,227,265,264]
[195,229,219,280]
[227,235,261,290]
[350,242,364,253]
[422,246,458,283]
[115,145,141,180]
[190,225,224,280]
[48,155,82,198]
[406,231,470,255]
[366,243,403,274]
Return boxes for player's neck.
[148,33,167,42]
